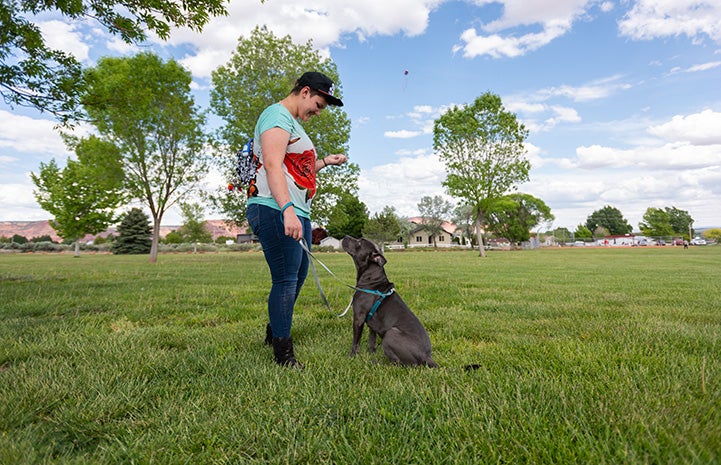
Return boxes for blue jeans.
[246,203,311,338]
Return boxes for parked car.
[691,237,707,245]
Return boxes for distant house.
[393,217,461,248]
[236,232,258,244]
[320,236,342,249]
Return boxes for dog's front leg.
[368,328,377,353]
[350,312,364,356]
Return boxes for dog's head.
[341,236,387,272]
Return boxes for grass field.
[1,246,719,464]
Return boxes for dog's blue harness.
[361,288,395,322]
[298,238,396,319]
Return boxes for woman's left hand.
[324,154,347,166]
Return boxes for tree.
[326,193,368,239]
[209,26,358,227]
[1,0,226,125]
[574,224,593,240]
[552,227,572,245]
[433,92,530,257]
[82,53,208,263]
[31,136,126,257]
[486,193,554,246]
[585,206,632,236]
[639,207,674,237]
[416,196,453,248]
[452,204,477,246]
[30,235,55,243]
[112,208,151,255]
[702,228,721,242]
[593,226,610,238]
[163,230,184,244]
[363,206,402,249]
[11,234,28,244]
[176,202,213,250]
[666,207,694,239]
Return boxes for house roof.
[407,217,457,235]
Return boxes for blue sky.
[1,0,720,230]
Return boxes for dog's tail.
[464,364,482,371]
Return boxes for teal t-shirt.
[248,103,317,219]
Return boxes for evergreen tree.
[326,193,368,239]
[113,208,152,255]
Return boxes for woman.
[246,72,347,369]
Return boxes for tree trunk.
[475,217,486,258]
[74,240,80,258]
[150,217,161,263]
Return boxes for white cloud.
[0,111,68,155]
[37,20,90,61]
[160,0,440,79]
[456,0,593,58]
[384,129,423,139]
[524,109,721,229]
[618,0,721,43]
[648,110,721,145]
[0,183,47,221]
[536,75,631,102]
[358,153,447,216]
[685,61,721,72]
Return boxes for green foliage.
[585,205,632,236]
[209,26,357,226]
[215,235,235,244]
[0,0,227,125]
[0,248,719,463]
[417,195,454,247]
[574,224,593,239]
[639,207,675,237]
[163,230,184,244]
[92,235,109,245]
[702,228,721,242]
[11,234,27,244]
[112,208,151,255]
[552,227,573,244]
[29,235,54,243]
[177,203,213,244]
[363,206,402,247]
[487,193,554,244]
[31,135,126,257]
[83,52,209,262]
[326,193,368,239]
[452,204,477,247]
[666,206,694,237]
[433,92,530,255]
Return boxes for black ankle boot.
[272,337,304,370]
[264,323,272,346]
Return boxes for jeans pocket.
[246,204,260,232]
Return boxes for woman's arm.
[260,127,303,241]
[315,154,348,172]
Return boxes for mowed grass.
[0,246,719,464]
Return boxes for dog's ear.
[371,251,387,267]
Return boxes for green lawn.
[1,246,719,464]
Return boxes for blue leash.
[298,238,395,319]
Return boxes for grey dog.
[341,236,438,367]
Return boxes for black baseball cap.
[297,71,344,107]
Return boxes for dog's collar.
[363,288,395,322]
